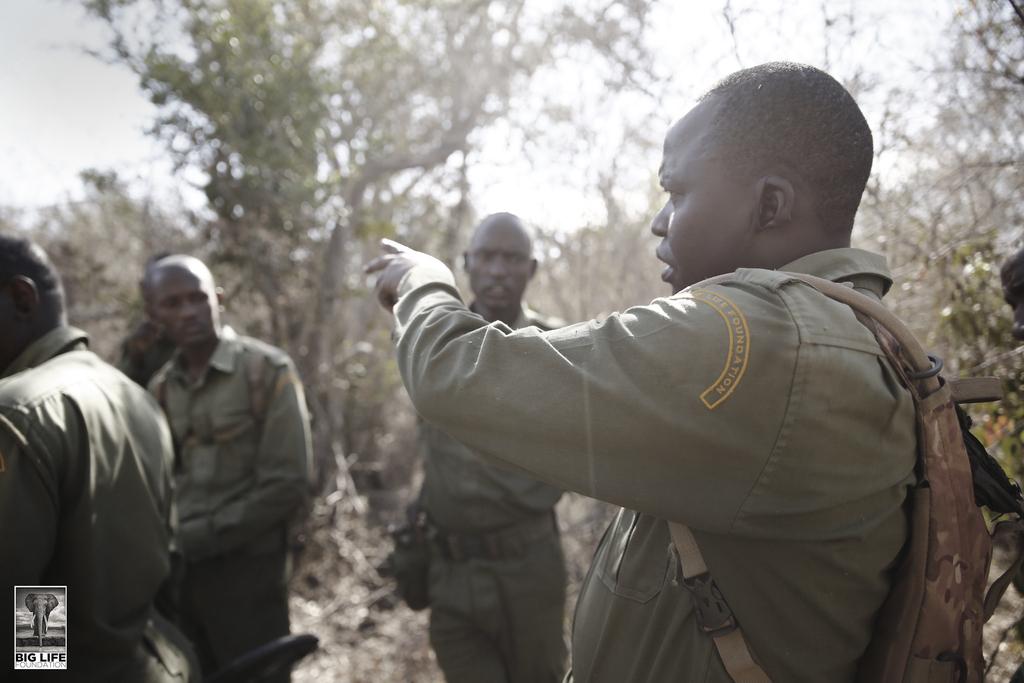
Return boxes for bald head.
[148,255,223,352]
[463,213,537,324]
[468,213,533,254]
[150,255,217,291]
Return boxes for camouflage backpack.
[669,272,1024,683]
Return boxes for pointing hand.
[365,239,448,309]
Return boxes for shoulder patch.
[689,288,751,410]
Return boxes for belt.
[433,513,557,562]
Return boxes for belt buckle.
[680,572,738,638]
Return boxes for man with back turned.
[0,235,195,682]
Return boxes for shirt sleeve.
[193,360,313,555]
[0,421,58,588]
[392,261,800,532]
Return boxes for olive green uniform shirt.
[149,328,312,561]
[420,306,563,531]
[0,327,182,681]
[391,248,917,682]
[117,325,177,387]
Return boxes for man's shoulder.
[0,350,108,408]
[0,350,161,441]
[680,268,887,356]
[234,334,295,370]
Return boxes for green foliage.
[81,0,661,493]
[19,171,198,360]
[941,241,1024,480]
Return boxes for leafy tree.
[81,0,660,492]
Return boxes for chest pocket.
[189,409,258,485]
[595,509,672,603]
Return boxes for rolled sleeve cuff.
[394,261,463,332]
[396,259,458,298]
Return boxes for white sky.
[0,0,953,230]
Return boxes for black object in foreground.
[957,404,1024,516]
[207,634,320,683]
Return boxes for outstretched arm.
[367,240,798,530]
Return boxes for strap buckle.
[681,572,738,638]
[908,353,943,380]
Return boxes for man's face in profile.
[465,220,536,313]
[652,97,758,294]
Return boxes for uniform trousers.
[177,543,291,682]
[428,524,567,683]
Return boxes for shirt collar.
[779,248,893,298]
[168,325,239,381]
[2,326,89,378]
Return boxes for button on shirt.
[389,248,917,682]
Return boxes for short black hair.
[699,62,873,233]
[0,234,62,293]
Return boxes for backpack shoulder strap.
[243,348,271,424]
[667,522,772,683]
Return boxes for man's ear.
[527,258,538,280]
[215,286,225,309]
[755,176,795,231]
[9,276,40,318]
[462,251,470,272]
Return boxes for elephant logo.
[14,585,67,670]
[24,593,59,637]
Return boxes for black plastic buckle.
[908,354,943,380]
[680,572,738,638]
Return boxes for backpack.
[669,272,1024,683]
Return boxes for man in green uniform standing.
[0,235,195,681]
[118,252,177,387]
[414,213,567,683]
[147,255,312,681]
[368,63,918,682]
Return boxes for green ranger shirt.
[149,327,313,561]
[420,305,563,532]
[0,326,186,681]
[390,248,917,682]
[117,324,177,387]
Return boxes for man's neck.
[471,301,522,326]
[181,335,219,382]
